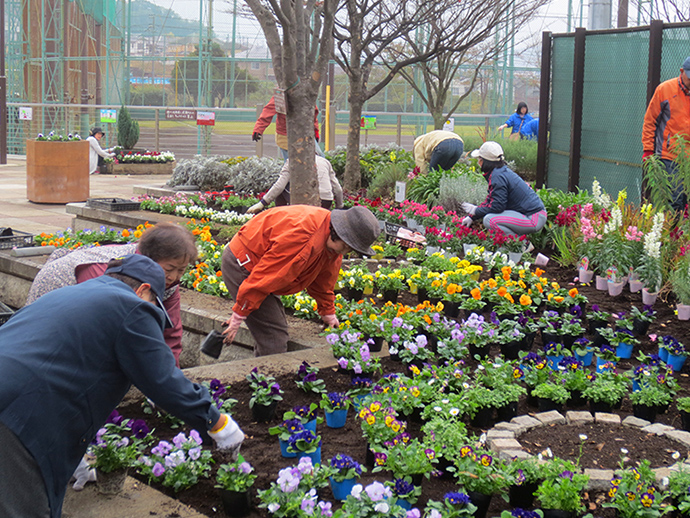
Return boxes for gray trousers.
[0,421,51,518]
[221,248,289,356]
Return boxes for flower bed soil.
[118,259,690,517]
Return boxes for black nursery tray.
[0,301,14,326]
[87,198,141,212]
[0,228,35,250]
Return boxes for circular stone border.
[485,410,690,490]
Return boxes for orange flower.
[568,288,579,298]
[216,271,223,277]
[520,294,532,305]
[554,296,565,303]
[423,315,432,325]
[535,268,545,277]
[122,229,131,237]
[536,283,544,293]
[518,280,527,289]
[504,293,514,303]
[488,278,498,288]
[497,287,508,297]
[447,283,460,295]
[471,288,481,300]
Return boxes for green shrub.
[169,155,282,193]
[435,170,488,211]
[117,105,140,150]
[367,162,409,199]
[463,136,537,181]
[326,144,414,189]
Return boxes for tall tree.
[242,0,336,206]
[332,0,449,191]
[393,0,548,131]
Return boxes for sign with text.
[100,109,117,123]
[165,108,197,121]
[196,111,216,126]
[443,118,455,132]
[19,107,32,120]
[395,181,406,203]
[360,116,376,130]
[274,88,287,115]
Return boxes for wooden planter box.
[26,139,89,203]
[110,162,175,176]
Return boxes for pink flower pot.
[608,281,625,297]
[595,275,608,291]
[578,269,594,284]
[629,279,644,293]
[642,288,658,306]
[678,304,690,321]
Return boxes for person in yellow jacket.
[412,130,464,175]
[642,56,690,212]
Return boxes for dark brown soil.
[117,258,690,517]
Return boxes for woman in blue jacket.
[498,102,533,139]
[461,141,546,237]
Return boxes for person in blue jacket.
[461,141,547,237]
[0,254,244,518]
[520,118,539,141]
[498,102,533,139]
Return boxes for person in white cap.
[461,141,547,237]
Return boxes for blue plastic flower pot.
[596,356,616,373]
[659,347,669,363]
[397,498,412,510]
[298,446,321,465]
[325,409,348,429]
[279,438,297,458]
[330,477,356,501]
[632,379,641,392]
[574,350,593,367]
[667,353,687,373]
[353,394,368,410]
[616,342,634,359]
[546,354,563,370]
[304,419,317,433]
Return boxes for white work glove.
[209,415,245,460]
[71,457,97,491]
[461,202,477,216]
[222,313,247,345]
[461,216,473,227]
[322,314,339,329]
[247,202,265,214]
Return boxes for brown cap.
[330,206,380,256]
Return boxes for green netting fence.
[542,21,690,204]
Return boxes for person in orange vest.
[642,56,690,212]
[252,96,322,159]
[220,205,380,356]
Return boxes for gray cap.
[683,56,690,72]
[330,206,380,256]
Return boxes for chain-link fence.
[542,21,690,204]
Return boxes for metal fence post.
[568,27,586,193]
[646,20,663,105]
[154,109,160,152]
[255,104,263,158]
[329,103,336,150]
[536,31,552,189]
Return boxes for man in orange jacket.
[220,205,380,356]
[252,96,321,160]
[642,56,690,212]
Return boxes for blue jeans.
[661,158,687,212]
[428,138,464,172]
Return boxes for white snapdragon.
[603,205,622,234]
[592,178,612,208]
[643,212,664,259]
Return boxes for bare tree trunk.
[345,94,364,192]
[288,85,320,206]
